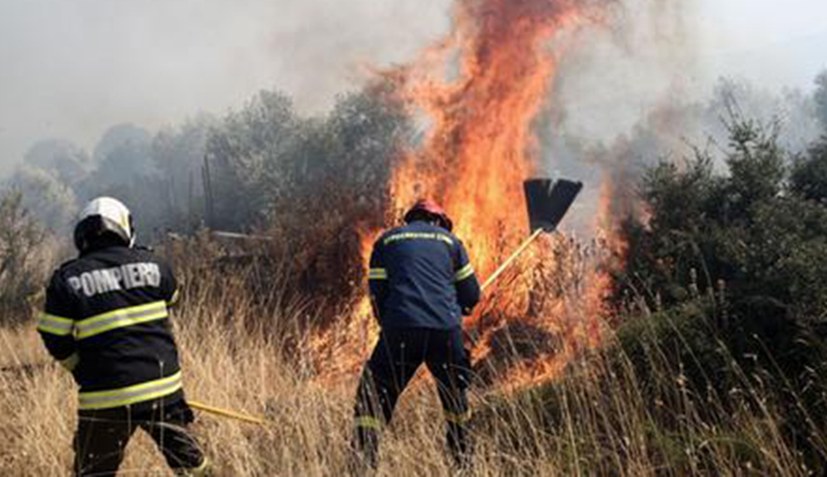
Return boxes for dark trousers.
[353,327,472,468]
[73,400,208,477]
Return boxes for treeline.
[10,73,827,242]
[1,83,412,320]
[3,71,826,322]
[6,85,409,243]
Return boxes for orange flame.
[385,0,590,278]
[313,0,629,390]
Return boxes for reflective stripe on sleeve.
[167,289,181,307]
[368,268,388,280]
[444,409,472,424]
[75,301,168,340]
[78,371,183,410]
[186,457,211,477]
[355,415,383,430]
[37,313,75,336]
[454,263,475,282]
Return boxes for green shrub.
[0,191,52,325]
[614,117,827,470]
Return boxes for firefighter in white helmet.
[37,197,210,476]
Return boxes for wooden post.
[202,155,215,229]
[187,170,195,232]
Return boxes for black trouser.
[353,327,472,468]
[73,399,208,477]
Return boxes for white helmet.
[74,197,135,251]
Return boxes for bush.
[622,117,827,324]
[0,192,55,325]
[790,138,827,203]
[615,117,827,469]
[6,165,78,233]
[203,85,411,315]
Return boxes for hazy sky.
[0,0,825,176]
[697,0,827,91]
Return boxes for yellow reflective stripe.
[167,289,181,307]
[75,301,168,340]
[383,232,454,246]
[444,410,472,424]
[78,371,183,410]
[37,313,75,336]
[454,263,475,282]
[181,457,211,477]
[368,268,387,280]
[355,415,383,430]
[60,353,80,371]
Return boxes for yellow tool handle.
[480,228,544,291]
[189,400,267,426]
[467,228,545,350]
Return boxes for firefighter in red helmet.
[353,199,481,469]
[404,199,454,231]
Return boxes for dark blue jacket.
[368,221,481,329]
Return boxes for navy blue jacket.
[368,221,481,329]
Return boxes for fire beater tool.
[188,400,268,426]
[480,177,583,292]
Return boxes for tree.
[152,114,217,231]
[0,191,49,325]
[205,90,300,230]
[271,86,410,229]
[23,138,89,186]
[200,85,411,311]
[722,117,786,218]
[87,123,155,189]
[623,118,820,311]
[790,138,827,203]
[265,87,411,308]
[6,165,78,232]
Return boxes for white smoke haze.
[0,0,453,175]
[549,0,693,140]
[531,0,824,233]
[548,0,821,161]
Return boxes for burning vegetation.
[306,0,630,389]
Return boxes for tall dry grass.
[0,241,822,476]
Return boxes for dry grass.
[0,247,822,476]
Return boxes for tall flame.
[385,0,589,278]
[312,0,628,390]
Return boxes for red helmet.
[403,199,453,231]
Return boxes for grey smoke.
[0,0,453,175]
[537,0,823,233]
[1,0,824,238]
